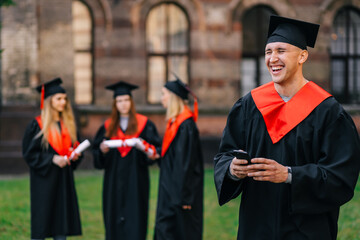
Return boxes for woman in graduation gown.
[154,77,204,240]
[22,78,82,240]
[92,81,161,240]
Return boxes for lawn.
[0,167,359,239]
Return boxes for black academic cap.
[105,81,139,98]
[266,15,320,50]
[35,77,66,99]
[165,74,199,122]
[165,75,191,100]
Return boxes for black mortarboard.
[266,15,320,50]
[105,81,138,98]
[35,77,66,98]
[35,78,66,109]
[165,74,199,122]
[165,75,191,100]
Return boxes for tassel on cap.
[193,97,198,122]
[40,84,45,110]
[183,83,198,122]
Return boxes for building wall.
[1,0,360,109]
[38,0,75,99]
[1,0,38,105]
[1,0,360,173]
[3,0,360,107]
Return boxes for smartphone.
[231,150,251,164]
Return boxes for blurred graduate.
[92,81,161,240]
[22,78,82,240]
[154,76,204,240]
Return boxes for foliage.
[0,0,15,7]
[0,0,15,55]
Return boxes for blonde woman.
[154,78,204,240]
[92,81,161,240]
[22,78,82,240]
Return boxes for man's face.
[265,42,304,84]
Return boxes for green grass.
[0,167,359,239]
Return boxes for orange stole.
[251,81,331,144]
[104,114,148,157]
[161,106,194,157]
[35,116,75,156]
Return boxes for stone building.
[1,0,360,173]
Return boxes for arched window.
[331,7,360,103]
[146,3,190,104]
[72,0,94,104]
[241,6,276,96]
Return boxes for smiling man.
[214,15,360,240]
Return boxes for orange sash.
[35,116,76,156]
[104,114,148,157]
[251,81,331,144]
[161,106,194,157]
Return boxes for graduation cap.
[35,78,66,109]
[165,79,190,100]
[165,74,198,122]
[266,15,320,50]
[105,81,139,98]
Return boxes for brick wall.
[1,0,38,105]
[38,0,75,100]
[1,0,359,108]
[1,0,360,173]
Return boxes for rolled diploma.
[140,146,154,157]
[136,140,155,156]
[69,139,91,160]
[103,140,123,148]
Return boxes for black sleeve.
[22,119,54,176]
[291,110,360,214]
[141,119,162,164]
[214,98,246,206]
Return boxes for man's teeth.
[272,67,283,71]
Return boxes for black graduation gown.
[214,93,360,240]
[92,119,161,240]
[154,118,204,240]
[22,119,82,239]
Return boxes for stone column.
[1,0,38,105]
[38,0,75,101]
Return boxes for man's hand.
[230,157,251,179]
[247,158,288,183]
[182,205,192,210]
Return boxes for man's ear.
[299,50,308,64]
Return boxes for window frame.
[145,2,191,105]
[330,6,360,104]
[241,5,276,95]
[72,0,95,105]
